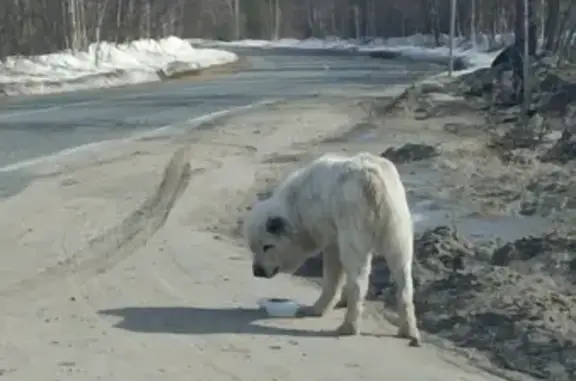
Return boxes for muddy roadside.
[223,68,576,380]
[8,66,569,380]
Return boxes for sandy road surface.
[0,97,515,380]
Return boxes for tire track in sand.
[0,146,202,298]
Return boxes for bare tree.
[353,4,361,39]
[521,0,531,123]
[470,0,477,49]
[557,5,576,64]
[270,0,281,40]
[232,0,241,40]
[543,0,560,52]
[449,0,457,76]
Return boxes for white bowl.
[258,298,299,317]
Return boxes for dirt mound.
[541,129,576,164]
[491,232,575,266]
[521,171,576,215]
[369,226,576,381]
[380,143,439,164]
[368,51,401,59]
[413,225,479,273]
[371,226,483,303]
[418,267,576,381]
[294,217,576,380]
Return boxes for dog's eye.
[262,244,274,252]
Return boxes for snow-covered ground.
[1,33,510,97]
[190,33,513,71]
[0,36,238,96]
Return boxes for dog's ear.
[265,216,288,236]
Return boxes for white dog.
[244,152,421,346]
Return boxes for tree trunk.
[521,0,530,123]
[306,0,315,38]
[543,0,560,52]
[515,0,524,45]
[115,0,123,42]
[470,0,476,48]
[233,0,241,40]
[449,0,456,76]
[68,0,80,51]
[272,0,281,40]
[353,4,360,39]
[515,0,537,54]
[94,0,110,67]
[557,6,576,64]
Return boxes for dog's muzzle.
[252,264,279,278]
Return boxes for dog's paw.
[398,325,422,347]
[334,299,347,309]
[334,321,359,336]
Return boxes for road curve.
[0,48,441,171]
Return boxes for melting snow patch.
[0,36,238,96]
[190,32,508,71]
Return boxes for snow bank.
[189,37,360,51]
[190,33,512,70]
[0,36,238,96]
[360,33,511,69]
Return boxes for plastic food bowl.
[258,298,299,317]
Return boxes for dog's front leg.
[298,245,343,317]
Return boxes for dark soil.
[405,227,576,381]
[380,143,439,164]
[297,226,576,381]
[368,51,401,60]
[541,130,576,164]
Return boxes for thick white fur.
[244,152,421,346]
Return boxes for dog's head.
[243,199,309,278]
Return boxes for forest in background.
[0,0,575,61]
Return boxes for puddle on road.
[402,164,551,244]
[411,200,551,242]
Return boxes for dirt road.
[0,95,526,380]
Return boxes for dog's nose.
[252,264,267,278]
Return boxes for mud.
[380,143,439,164]
[372,226,576,381]
[296,225,576,380]
[541,130,576,164]
[291,70,576,381]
